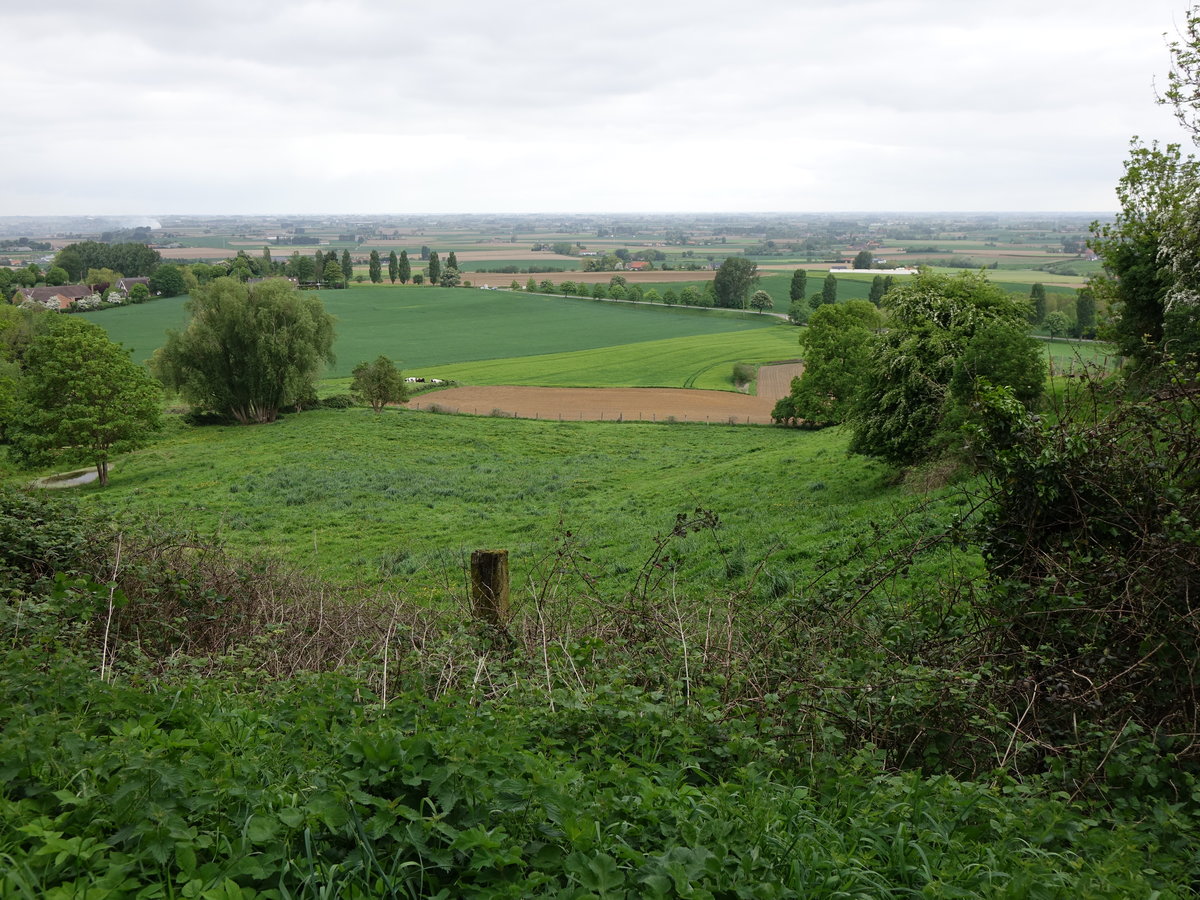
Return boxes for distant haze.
[2,0,1190,215]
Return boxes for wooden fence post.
[471,549,510,627]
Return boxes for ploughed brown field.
[404,363,804,425]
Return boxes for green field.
[88,286,785,379]
[78,408,947,600]
[417,328,801,390]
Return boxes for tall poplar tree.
[1029,283,1047,324]
[368,250,382,284]
[822,272,838,305]
[428,251,442,285]
[388,250,398,284]
[398,250,411,284]
[789,269,807,302]
[341,249,353,282]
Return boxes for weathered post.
[471,549,510,627]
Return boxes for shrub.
[732,363,756,387]
[319,393,355,409]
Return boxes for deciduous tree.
[428,252,441,285]
[341,249,353,282]
[351,355,407,412]
[712,257,758,309]
[368,250,382,284]
[9,316,160,486]
[750,290,774,313]
[777,300,880,425]
[789,269,807,303]
[1074,288,1096,336]
[1029,282,1047,324]
[323,260,345,286]
[388,250,398,284]
[821,272,838,305]
[868,275,885,305]
[849,270,1043,466]
[149,264,187,297]
[1045,310,1069,340]
[151,278,335,424]
[398,250,411,284]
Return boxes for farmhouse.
[13,284,99,310]
[115,277,150,295]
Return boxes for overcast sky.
[3,0,1194,215]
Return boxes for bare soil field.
[754,361,804,399]
[159,247,254,259]
[405,363,804,425]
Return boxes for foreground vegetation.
[5,365,1199,895]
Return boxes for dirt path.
[404,362,804,425]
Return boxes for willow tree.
[152,277,335,424]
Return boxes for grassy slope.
[77,410,963,601]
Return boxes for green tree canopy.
[388,250,399,284]
[849,270,1043,466]
[398,250,411,284]
[789,269,807,303]
[323,260,345,286]
[821,272,838,305]
[44,266,69,286]
[868,275,886,306]
[1029,282,1047,324]
[1075,288,1096,336]
[428,252,442,285]
[368,250,382,284]
[779,300,880,425]
[149,264,187,297]
[750,290,774,313]
[712,257,758,309]
[53,241,161,280]
[351,355,407,413]
[151,278,335,425]
[341,250,353,282]
[286,252,316,282]
[853,250,873,269]
[9,316,160,486]
[1045,310,1070,340]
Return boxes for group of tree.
[1,272,432,487]
[53,241,162,281]
[772,301,881,424]
[514,276,729,308]
[712,257,758,308]
[774,270,1046,468]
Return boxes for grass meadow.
[77,409,966,603]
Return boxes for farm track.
[405,363,805,425]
